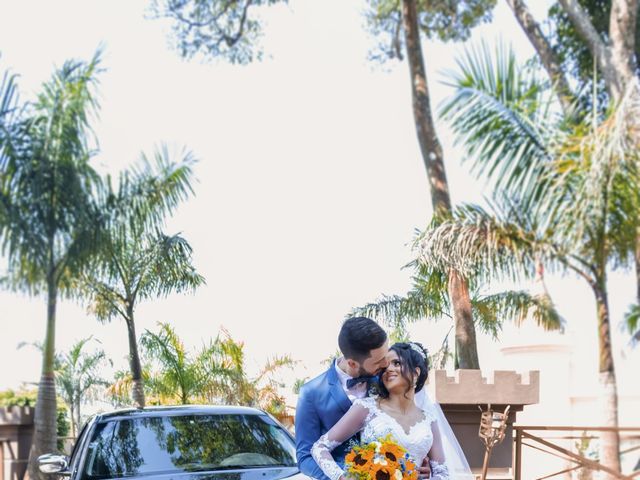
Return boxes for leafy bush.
[0,388,70,449]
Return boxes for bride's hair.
[377,342,429,398]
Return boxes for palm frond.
[0,50,103,294]
[111,146,196,235]
[439,40,557,203]
[624,304,640,347]
[547,80,640,252]
[350,267,450,329]
[0,59,20,126]
[140,322,195,402]
[417,202,549,284]
[254,355,297,384]
[473,289,563,335]
[137,232,205,300]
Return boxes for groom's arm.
[295,386,331,480]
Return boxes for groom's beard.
[357,365,380,378]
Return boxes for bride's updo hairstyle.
[378,342,429,399]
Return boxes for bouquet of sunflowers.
[344,435,418,480]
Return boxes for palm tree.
[55,337,111,437]
[429,43,640,472]
[123,324,296,423]
[0,53,102,479]
[351,261,562,365]
[82,152,204,408]
[198,329,297,420]
[396,0,479,369]
[17,337,110,437]
[140,322,210,405]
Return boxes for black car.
[38,405,307,480]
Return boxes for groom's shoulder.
[299,365,332,398]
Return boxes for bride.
[311,342,472,480]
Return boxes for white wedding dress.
[311,396,450,480]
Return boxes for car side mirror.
[38,454,70,475]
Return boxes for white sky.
[0,0,638,407]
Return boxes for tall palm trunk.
[591,281,621,478]
[28,273,59,480]
[125,307,145,408]
[69,402,76,438]
[400,0,480,369]
[449,271,479,369]
[74,397,81,438]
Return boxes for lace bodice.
[358,397,434,465]
[311,397,450,480]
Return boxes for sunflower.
[378,441,405,464]
[346,448,375,473]
[370,462,394,480]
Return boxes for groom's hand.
[418,456,431,479]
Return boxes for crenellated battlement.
[431,369,540,405]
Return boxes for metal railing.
[513,426,640,480]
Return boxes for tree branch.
[505,0,574,115]
[222,0,254,47]
[609,0,639,88]
[558,0,623,99]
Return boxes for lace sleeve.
[428,420,449,480]
[311,400,371,480]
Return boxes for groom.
[295,317,431,480]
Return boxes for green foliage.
[84,150,203,323]
[55,337,111,435]
[114,323,296,421]
[365,0,497,62]
[292,377,309,395]
[320,350,341,367]
[624,304,640,346]
[472,289,563,336]
[351,257,562,357]
[439,40,560,207]
[0,388,70,448]
[0,51,103,297]
[428,43,640,348]
[0,388,38,407]
[149,0,288,64]
[15,338,109,436]
[81,149,203,408]
[0,57,19,131]
[548,0,640,108]
[56,406,70,449]
[152,0,496,64]
[140,322,206,404]
[1,51,104,465]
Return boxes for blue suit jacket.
[295,361,357,480]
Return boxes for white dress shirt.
[334,358,368,401]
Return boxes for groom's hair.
[338,317,387,363]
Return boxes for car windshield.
[81,413,297,479]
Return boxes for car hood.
[93,466,311,480]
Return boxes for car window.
[68,421,91,473]
[81,413,297,479]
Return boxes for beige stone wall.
[0,406,34,480]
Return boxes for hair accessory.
[409,342,427,360]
